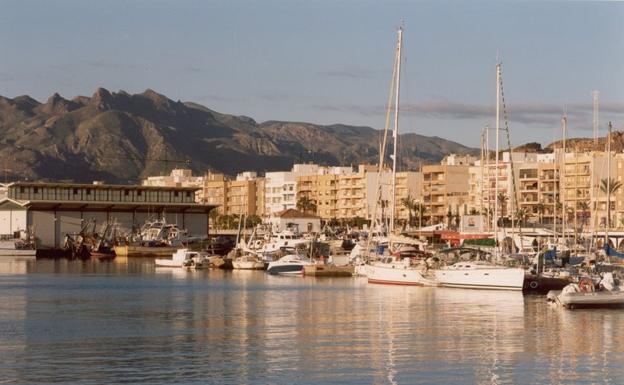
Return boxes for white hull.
[154,259,183,268]
[435,266,525,291]
[0,249,36,257]
[367,262,438,286]
[233,260,265,270]
[557,291,624,307]
[266,255,313,275]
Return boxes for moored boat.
[434,262,525,291]
[367,257,438,286]
[547,272,624,309]
[266,254,313,275]
[114,244,183,257]
[303,263,354,277]
[232,254,265,270]
[155,249,209,269]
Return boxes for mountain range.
[0,88,480,183]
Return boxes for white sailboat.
[363,26,437,286]
[433,63,525,291]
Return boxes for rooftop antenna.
[592,90,599,146]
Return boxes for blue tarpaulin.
[543,248,557,260]
[604,245,624,259]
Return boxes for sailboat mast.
[606,121,612,247]
[390,26,402,234]
[561,116,567,244]
[494,64,500,247]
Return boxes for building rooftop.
[3,181,200,191]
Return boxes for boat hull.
[434,267,525,291]
[114,245,183,257]
[267,263,310,275]
[0,249,37,257]
[367,263,437,286]
[232,261,265,270]
[303,264,354,277]
[552,291,624,309]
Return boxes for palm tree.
[535,203,545,225]
[578,201,590,227]
[446,208,453,229]
[414,202,427,228]
[600,178,622,195]
[599,178,622,228]
[401,195,416,228]
[297,196,317,214]
[515,208,529,227]
[497,192,508,225]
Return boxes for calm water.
[0,258,622,385]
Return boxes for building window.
[73,188,79,195]
[86,189,91,195]
[137,190,142,196]
[19,187,24,193]
[174,191,179,197]
[186,191,191,198]
[33,187,39,194]
[124,190,129,196]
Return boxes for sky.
[1,0,623,148]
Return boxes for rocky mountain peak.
[91,87,114,110]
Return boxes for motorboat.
[233,254,265,270]
[434,261,525,291]
[266,253,313,275]
[547,272,624,309]
[367,256,438,286]
[155,249,209,269]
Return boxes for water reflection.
[0,260,621,384]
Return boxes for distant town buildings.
[141,147,624,231]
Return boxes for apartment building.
[143,168,204,201]
[203,171,263,217]
[296,166,353,220]
[423,163,470,224]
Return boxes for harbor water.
[0,258,622,385]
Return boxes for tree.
[600,178,622,195]
[401,195,417,228]
[209,209,219,230]
[245,215,262,228]
[497,192,508,225]
[515,208,529,227]
[535,203,545,225]
[297,196,317,214]
[446,208,453,229]
[599,178,620,228]
[578,201,590,227]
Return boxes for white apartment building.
[264,164,321,216]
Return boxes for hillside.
[0,88,479,183]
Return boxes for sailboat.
[433,62,525,291]
[363,26,438,286]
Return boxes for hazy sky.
[1,0,623,147]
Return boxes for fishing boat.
[547,272,624,309]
